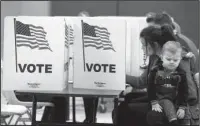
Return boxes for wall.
[119,1,199,47]
[51,1,199,47]
[51,1,117,16]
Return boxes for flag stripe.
[84,36,100,41]
[16,36,47,42]
[16,36,48,44]
[39,46,52,51]
[17,34,45,40]
[95,32,110,38]
[17,44,39,49]
[17,42,38,46]
[84,44,103,49]
[94,26,109,32]
[95,28,110,35]
[84,41,101,45]
[29,27,47,34]
[103,47,115,51]
[84,41,112,47]
[17,40,49,46]
[30,31,46,38]
[29,24,44,31]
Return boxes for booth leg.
[31,95,37,125]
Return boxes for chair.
[1,93,31,125]
[2,90,54,123]
[1,59,54,124]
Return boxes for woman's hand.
[177,108,185,119]
[123,86,133,95]
[152,103,162,112]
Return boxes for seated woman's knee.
[146,110,166,125]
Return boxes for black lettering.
[101,64,108,72]
[109,64,116,73]
[27,64,36,73]
[18,64,27,73]
[36,64,44,73]
[94,64,101,72]
[86,63,93,72]
[45,64,52,73]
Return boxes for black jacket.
[147,59,188,108]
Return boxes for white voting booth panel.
[70,17,126,91]
[95,16,148,77]
[3,16,68,91]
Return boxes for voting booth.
[2,16,147,95]
[3,16,68,91]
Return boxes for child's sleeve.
[177,73,188,110]
[147,69,157,105]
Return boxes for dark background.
[51,1,199,47]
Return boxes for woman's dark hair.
[140,24,177,50]
[146,12,175,29]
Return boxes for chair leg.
[14,115,22,125]
[7,115,14,125]
[26,111,32,122]
[1,118,8,125]
[22,120,26,125]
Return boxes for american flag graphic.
[15,20,52,51]
[65,23,74,48]
[82,21,115,52]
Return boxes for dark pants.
[83,97,98,121]
[146,110,168,126]
[112,93,167,126]
[41,97,68,123]
[159,99,177,122]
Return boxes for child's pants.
[159,99,177,122]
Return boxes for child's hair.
[162,41,182,55]
[140,24,177,52]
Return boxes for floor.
[2,97,114,125]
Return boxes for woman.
[113,12,199,126]
[114,24,178,126]
[146,12,199,125]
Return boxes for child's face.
[161,50,182,71]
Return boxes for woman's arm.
[177,73,188,109]
[126,68,148,89]
[147,70,157,104]
[178,34,199,71]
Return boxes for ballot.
[2,16,69,91]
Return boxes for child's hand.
[152,103,162,112]
[177,108,185,119]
